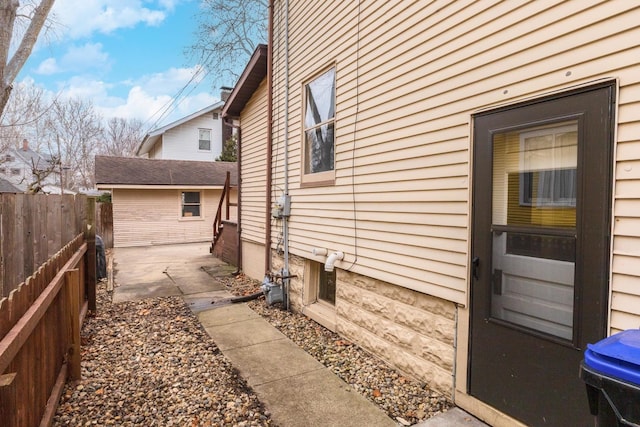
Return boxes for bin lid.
[585,329,640,385]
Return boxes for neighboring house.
[94,156,237,248]
[136,99,231,161]
[0,139,61,193]
[0,177,21,193]
[226,3,640,427]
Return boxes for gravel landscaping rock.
[53,282,273,427]
[54,269,451,426]
[218,274,452,426]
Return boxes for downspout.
[235,125,242,274]
[265,0,274,276]
[282,0,291,311]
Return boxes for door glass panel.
[491,121,577,340]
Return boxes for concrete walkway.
[111,243,489,427]
[199,304,397,427]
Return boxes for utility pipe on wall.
[264,0,274,276]
[282,0,291,311]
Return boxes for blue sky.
[18,0,227,131]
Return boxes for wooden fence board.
[2,196,16,297]
[96,202,113,248]
[1,195,89,298]
[0,235,88,427]
[23,196,34,284]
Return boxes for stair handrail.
[213,171,231,243]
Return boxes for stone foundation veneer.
[272,252,456,397]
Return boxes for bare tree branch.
[187,0,267,87]
[6,0,55,82]
[0,0,56,116]
[100,117,144,158]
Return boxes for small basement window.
[305,260,336,306]
[181,191,201,217]
[302,260,338,331]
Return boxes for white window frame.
[180,191,203,219]
[301,66,336,186]
[198,128,212,151]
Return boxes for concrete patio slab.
[112,242,228,303]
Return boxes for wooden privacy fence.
[0,194,89,298]
[0,194,97,427]
[0,234,91,427]
[96,202,113,249]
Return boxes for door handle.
[472,256,480,280]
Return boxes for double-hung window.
[199,129,211,151]
[303,67,336,184]
[181,191,201,217]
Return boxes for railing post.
[225,171,230,220]
[84,197,96,314]
[65,269,81,380]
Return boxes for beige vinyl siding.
[612,76,640,332]
[112,188,225,247]
[272,0,640,314]
[240,79,269,245]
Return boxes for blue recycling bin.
[580,329,640,427]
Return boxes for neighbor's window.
[181,191,201,217]
[199,129,211,151]
[303,67,336,182]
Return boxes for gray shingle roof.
[0,177,21,193]
[94,156,237,186]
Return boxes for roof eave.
[222,44,268,118]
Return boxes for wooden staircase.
[210,171,238,265]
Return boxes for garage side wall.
[112,188,223,247]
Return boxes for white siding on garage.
[240,79,268,246]
[271,0,640,313]
[159,112,223,161]
[112,188,228,247]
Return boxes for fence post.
[85,197,96,314]
[65,269,81,380]
[0,194,3,297]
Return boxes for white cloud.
[35,58,60,75]
[51,0,170,39]
[33,64,217,128]
[59,76,113,101]
[35,43,110,76]
[97,85,218,127]
[36,43,110,75]
[62,43,110,71]
[134,65,206,97]
[66,65,216,123]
